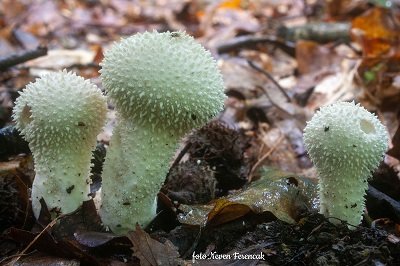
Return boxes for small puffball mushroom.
[12,70,107,218]
[100,31,225,234]
[303,101,388,227]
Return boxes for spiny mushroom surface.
[13,70,107,218]
[303,101,388,227]
[99,30,225,234]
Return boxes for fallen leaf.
[296,40,338,75]
[178,167,318,226]
[327,0,369,19]
[4,227,98,265]
[207,199,252,227]
[25,49,95,70]
[14,253,79,266]
[128,225,182,266]
[351,7,400,57]
[52,200,104,239]
[387,119,400,161]
[74,230,132,259]
[218,0,244,10]
[74,231,126,248]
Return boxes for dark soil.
[152,212,399,265]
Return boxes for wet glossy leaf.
[207,199,252,227]
[178,167,318,226]
[74,230,132,259]
[74,231,127,248]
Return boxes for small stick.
[217,35,296,56]
[247,60,291,102]
[4,215,61,265]
[256,85,292,117]
[166,142,192,178]
[248,134,284,182]
[0,46,48,71]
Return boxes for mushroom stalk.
[101,119,180,231]
[31,145,94,217]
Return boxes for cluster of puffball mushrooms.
[12,30,388,235]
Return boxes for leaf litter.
[0,0,400,265]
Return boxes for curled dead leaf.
[128,225,182,266]
[178,167,318,227]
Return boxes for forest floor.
[0,0,400,265]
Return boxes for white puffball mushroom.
[303,101,388,227]
[12,70,107,218]
[99,31,225,234]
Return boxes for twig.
[248,134,285,182]
[4,215,62,265]
[14,171,31,229]
[0,126,30,160]
[256,85,292,117]
[277,22,350,44]
[217,35,296,56]
[166,142,192,178]
[0,46,48,71]
[0,251,36,264]
[367,185,400,222]
[182,226,203,259]
[248,60,291,102]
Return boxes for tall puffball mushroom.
[303,101,388,227]
[12,71,107,218]
[100,31,225,234]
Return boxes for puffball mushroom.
[303,101,388,227]
[12,71,107,218]
[100,30,225,234]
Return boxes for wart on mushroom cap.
[99,31,225,234]
[12,70,107,218]
[303,101,388,227]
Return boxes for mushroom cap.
[13,70,107,149]
[303,101,388,179]
[100,31,225,134]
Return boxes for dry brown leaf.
[128,225,182,266]
[296,40,339,75]
[327,0,369,19]
[356,54,400,110]
[14,254,79,266]
[23,1,65,37]
[218,0,244,10]
[351,7,400,57]
[387,116,400,161]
